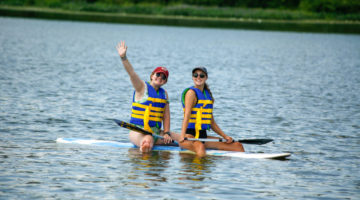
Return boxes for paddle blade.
[237,139,273,145]
[113,119,177,144]
[113,119,153,135]
[185,138,273,145]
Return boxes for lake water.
[0,17,359,199]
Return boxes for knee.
[195,142,206,157]
[236,142,245,152]
[143,135,153,143]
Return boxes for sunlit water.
[0,17,359,199]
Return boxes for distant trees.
[93,0,360,14]
[177,0,301,8]
[2,0,359,14]
[299,0,360,14]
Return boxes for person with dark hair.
[116,41,178,152]
[178,67,244,157]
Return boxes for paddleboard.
[56,138,290,159]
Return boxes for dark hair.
[150,72,155,81]
[204,83,214,101]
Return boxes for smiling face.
[150,67,169,89]
[192,69,207,87]
[150,72,167,87]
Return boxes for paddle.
[113,119,177,144]
[184,138,273,145]
[114,119,153,135]
[114,119,273,145]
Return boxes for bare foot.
[140,140,151,153]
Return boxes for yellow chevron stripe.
[132,103,165,112]
[148,97,167,103]
[132,110,164,117]
[132,103,147,109]
[198,100,213,104]
[190,108,212,113]
[189,119,211,124]
[190,114,212,118]
[131,114,162,122]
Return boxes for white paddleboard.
[56,138,290,159]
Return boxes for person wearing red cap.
[116,41,178,152]
[178,67,244,157]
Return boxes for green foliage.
[233,0,300,9]
[1,0,359,20]
[33,0,62,8]
[159,5,318,20]
[299,0,360,14]
[0,0,29,6]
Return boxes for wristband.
[121,55,127,61]
[164,132,171,136]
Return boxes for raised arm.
[116,41,144,93]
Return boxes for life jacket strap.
[143,104,153,133]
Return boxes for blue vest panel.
[181,86,213,131]
[130,82,167,129]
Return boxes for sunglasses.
[193,73,206,78]
[155,73,167,81]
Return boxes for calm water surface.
[0,17,359,199]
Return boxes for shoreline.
[1,5,359,34]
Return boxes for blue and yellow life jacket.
[181,86,213,138]
[130,82,167,132]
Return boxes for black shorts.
[186,128,207,138]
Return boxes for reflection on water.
[178,153,214,182]
[126,148,172,187]
[126,148,216,184]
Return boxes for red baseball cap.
[152,66,169,79]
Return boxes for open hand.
[116,41,127,58]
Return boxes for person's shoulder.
[143,81,149,87]
[185,88,196,97]
[187,86,198,92]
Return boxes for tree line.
[88,0,359,14]
[3,0,360,14]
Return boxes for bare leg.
[204,136,245,152]
[128,131,154,152]
[179,134,206,157]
